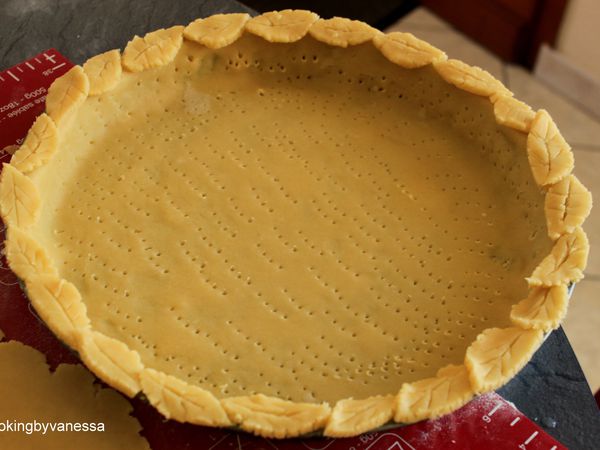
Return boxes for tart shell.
[0,10,592,438]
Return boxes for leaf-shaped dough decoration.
[221,394,331,438]
[184,13,250,49]
[140,368,231,426]
[245,10,318,43]
[527,227,589,286]
[46,66,89,125]
[309,17,378,48]
[83,49,122,96]
[510,285,568,331]
[0,164,40,228]
[80,331,143,397]
[10,114,58,173]
[465,327,543,392]
[324,395,393,437]
[5,227,57,281]
[527,109,574,186]
[492,94,535,132]
[26,275,90,348]
[122,26,184,72]
[373,32,446,69]
[394,364,474,423]
[434,59,510,97]
[545,175,592,239]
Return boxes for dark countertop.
[0,0,255,68]
[1,0,599,448]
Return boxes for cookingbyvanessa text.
[0,419,105,434]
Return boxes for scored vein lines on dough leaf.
[24,121,48,152]
[206,22,237,33]
[525,293,546,321]
[59,84,86,111]
[159,382,199,415]
[15,239,38,270]
[538,296,552,320]
[432,378,451,408]
[264,19,310,29]
[561,177,572,222]
[15,146,38,167]
[395,38,432,55]
[342,399,383,418]
[13,177,35,200]
[321,24,350,34]
[131,40,170,64]
[553,239,573,271]
[94,341,137,386]
[460,70,489,86]
[545,145,553,180]
[96,60,114,80]
[249,404,310,418]
[39,282,76,328]
[443,378,453,404]
[478,334,521,377]
[14,198,33,223]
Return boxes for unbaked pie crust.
[0,10,592,438]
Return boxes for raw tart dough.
[0,334,149,449]
[0,10,592,438]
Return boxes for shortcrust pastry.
[0,10,592,438]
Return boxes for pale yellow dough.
[0,340,149,450]
[492,95,535,132]
[5,227,56,281]
[83,50,123,96]
[10,114,58,174]
[545,175,592,239]
[184,13,250,49]
[79,331,144,397]
[245,10,318,42]
[122,26,184,72]
[140,367,231,426]
[45,66,89,125]
[0,164,40,228]
[395,364,473,423]
[325,395,394,437]
[26,275,90,348]
[30,34,552,403]
[465,327,544,392]
[527,109,574,186]
[373,32,446,68]
[221,394,330,438]
[0,9,592,438]
[510,285,568,331]
[528,227,589,286]
[434,59,510,98]
[309,17,378,48]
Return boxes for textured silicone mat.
[0,50,566,450]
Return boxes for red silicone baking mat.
[0,49,73,155]
[0,50,568,450]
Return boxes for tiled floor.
[388,8,600,393]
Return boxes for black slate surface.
[499,327,600,449]
[0,0,255,67]
[0,0,599,448]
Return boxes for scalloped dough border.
[0,9,592,439]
